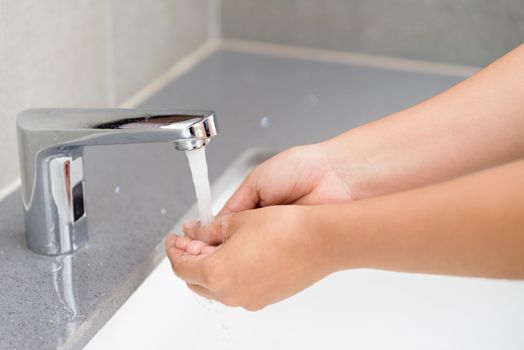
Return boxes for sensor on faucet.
[16,109,218,256]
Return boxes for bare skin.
[166,44,524,311]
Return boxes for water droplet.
[307,93,319,106]
[50,262,62,273]
[114,186,121,194]
[260,116,270,128]
[160,208,167,215]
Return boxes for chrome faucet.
[17,108,218,256]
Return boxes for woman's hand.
[164,45,524,310]
[222,144,352,212]
[166,205,334,311]
[185,143,352,244]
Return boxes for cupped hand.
[223,143,353,212]
[186,143,352,244]
[165,205,334,311]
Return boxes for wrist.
[321,131,374,201]
[307,203,365,273]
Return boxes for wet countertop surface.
[0,48,466,349]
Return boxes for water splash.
[193,296,234,349]
[214,303,234,350]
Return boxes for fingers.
[173,235,190,250]
[166,234,208,286]
[182,220,198,236]
[165,234,185,259]
[166,234,221,302]
[219,168,261,216]
[168,233,218,255]
[182,220,200,239]
[168,234,207,254]
[170,234,213,255]
[183,214,237,245]
[186,240,207,255]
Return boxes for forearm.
[314,159,524,279]
[325,44,524,200]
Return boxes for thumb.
[219,168,261,216]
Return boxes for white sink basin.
[86,149,524,350]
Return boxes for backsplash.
[221,0,524,67]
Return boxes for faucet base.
[25,149,88,255]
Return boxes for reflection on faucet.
[51,255,80,344]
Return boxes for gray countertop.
[0,47,464,349]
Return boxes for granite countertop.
[0,46,466,349]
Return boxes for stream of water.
[185,146,214,226]
[186,146,234,348]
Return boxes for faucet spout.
[16,108,218,255]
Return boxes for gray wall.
[221,0,524,67]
